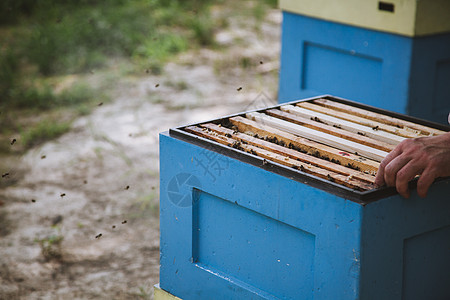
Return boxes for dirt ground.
[0,5,281,300]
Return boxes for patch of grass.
[0,210,12,237]
[1,77,101,111]
[134,33,188,64]
[75,104,91,116]
[35,227,64,261]
[164,80,189,91]
[0,79,109,152]
[145,61,164,76]
[57,82,98,107]
[5,83,55,111]
[189,14,216,46]
[21,119,71,149]
[165,103,189,111]
[249,0,278,30]
[149,97,166,105]
[213,54,257,75]
[0,49,20,102]
[135,191,159,216]
[263,0,278,8]
[240,56,253,69]
[134,284,153,300]
[93,147,105,162]
[252,2,267,22]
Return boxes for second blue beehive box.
[278,0,450,124]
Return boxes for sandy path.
[0,8,281,299]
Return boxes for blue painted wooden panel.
[279,12,412,114]
[359,179,450,300]
[408,34,450,124]
[279,12,450,123]
[302,43,383,104]
[159,132,363,300]
[403,225,450,300]
[193,190,315,300]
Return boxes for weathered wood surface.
[313,98,446,136]
[229,116,380,173]
[246,112,388,162]
[297,102,423,138]
[281,105,405,145]
[266,109,395,152]
[185,125,374,190]
[201,123,376,184]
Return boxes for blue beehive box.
[159,96,450,300]
[278,0,450,124]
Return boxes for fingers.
[416,170,436,198]
[394,161,424,199]
[374,162,386,187]
[375,146,404,187]
[375,140,424,198]
[383,154,413,187]
[378,154,434,198]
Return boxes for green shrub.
[0,50,20,103]
[24,5,150,75]
[19,0,216,75]
[263,0,278,8]
[190,14,215,46]
[0,0,37,25]
[15,84,56,110]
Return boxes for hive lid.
[169,95,450,204]
[279,0,450,37]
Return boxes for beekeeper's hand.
[375,132,450,198]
